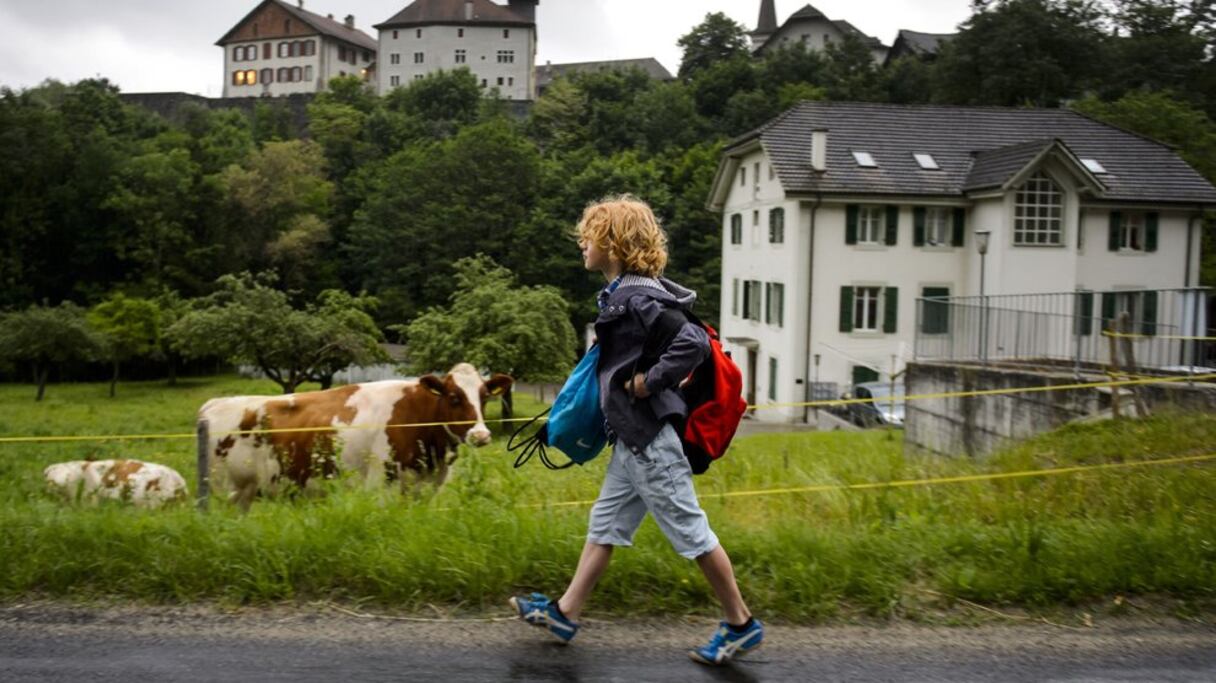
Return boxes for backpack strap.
[506,408,576,470]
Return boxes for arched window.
[290,41,300,57]
[291,67,303,82]
[277,67,289,82]
[246,70,257,85]
[1014,171,1064,245]
[233,71,244,85]
[278,42,288,58]
[304,65,313,81]
[261,68,273,84]
[232,46,242,61]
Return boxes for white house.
[374,0,538,100]
[750,1,887,63]
[216,0,377,98]
[708,102,1216,422]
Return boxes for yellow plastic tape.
[1103,330,1216,341]
[519,452,1216,510]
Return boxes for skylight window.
[914,153,940,170]
[1080,158,1108,174]
[852,151,877,167]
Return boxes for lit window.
[233,71,245,86]
[853,151,877,167]
[858,206,884,245]
[1081,158,1107,174]
[914,153,939,170]
[246,69,257,85]
[1014,172,1064,245]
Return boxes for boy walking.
[510,195,763,666]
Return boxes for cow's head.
[419,363,514,447]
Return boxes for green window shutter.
[852,365,879,385]
[1141,291,1158,336]
[952,208,966,247]
[1075,291,1094,336]
[1145,212,1159,252]
[764,282,772,323]
[913,207,926,246]
[1101,292,1116,330]
[883,287,899,333]
[1108,211,1121,251]
[846,205,858,245]
[839,287,854,332]
[885,206,898,245]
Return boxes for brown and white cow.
[198,363,513,510]
[43,459,189,508]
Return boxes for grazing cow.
[198,363,513,510]
[43,459,189,508]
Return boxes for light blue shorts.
[586,423,720,559]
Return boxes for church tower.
[751,0,777,50]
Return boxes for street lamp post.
[975,229,992,365]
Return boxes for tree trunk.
[34,363,47,402]
[110,360,119,398]
[501,388,514,420]
[167,354,177,386]
[318,373,334,390]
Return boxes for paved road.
[2,603,1214,682]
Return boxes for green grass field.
[1,376,1214,622]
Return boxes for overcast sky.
[0,1,973,97]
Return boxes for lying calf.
[43,459,189,508]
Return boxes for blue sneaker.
[509,592,580,644]
[689,619,764,665]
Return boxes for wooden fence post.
[196,419,210,512]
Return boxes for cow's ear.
[486,373,514,396]
[420,375,446,396]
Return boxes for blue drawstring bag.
[508,345,607,469]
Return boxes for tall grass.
[1,377,1214,620]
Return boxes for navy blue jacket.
[594,275,709,453]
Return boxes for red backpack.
[643,309,748,474]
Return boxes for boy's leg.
[557,542,613,622]
[696,544,750,625]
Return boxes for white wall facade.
[378,24,535,99]
[223,36,372,97]
[759,18,887,63]
[718,150,1198,423]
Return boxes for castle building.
[374,0,539,100]
[750,1,887,64]
[216,0,377,98]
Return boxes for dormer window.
[852,151,877,167]
[1081,158,1108,174]
[914,153,940,170]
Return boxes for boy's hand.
[626,373,651,399]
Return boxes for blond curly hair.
[573,194,668,278]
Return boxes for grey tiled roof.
[732,101,1216,204]
[375,0,534,29]
[963,138,1057,191]
[893,29,954,56]
[218,1,377,51]
[536,58,673,89]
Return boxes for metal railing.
[914,288,1214,374]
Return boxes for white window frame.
[746,280,763,321]
[924,207,950,247]
[769,208,784,244]
[1014,172,1064,246]
[730,214,742,245]
[766,282,784,327]
[455,49,467,64]
[497,50,515,64]
[858,206,884,245]
[414,52,425,64]
[1119,212,1146,252]
[853,286,881,332]
[390,75,400,86]
[390,53,400,65]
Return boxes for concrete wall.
[904,361,1216,457]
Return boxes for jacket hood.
[608,274,698,310]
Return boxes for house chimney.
[327,13,333,20]
[811,129,828,172]
[465,1,474,21]
[297,0,304,9]
[344,14,355,28]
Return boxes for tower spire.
[757,0,777,34]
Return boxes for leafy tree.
[345,120,540,323]
[934,0,1107,106]
[527,77,588,152]
[0,303,100,401]
[383,68,482,134]
[759,45,829,92]
[633,81,706,154]
[251,99,296,143]
[88,293,160,397]
[657,141,726,327]
[723,89,780,136]
[1103,0,1212,106]
[823,33,884,102]
[678,12,751,81]
[690,55,758,123]
[881,56,936,104]
[403,256,576,382]
[570,68,656,155]
[166,273,387,393]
